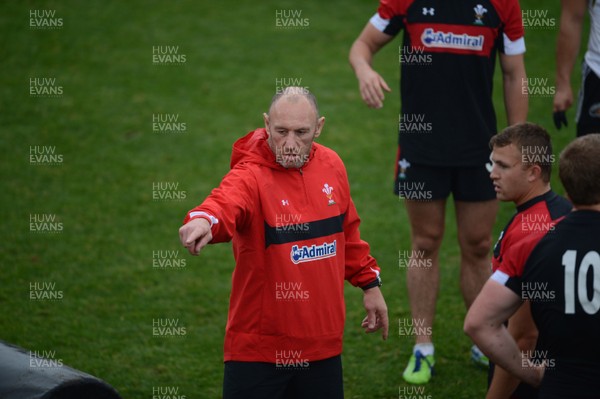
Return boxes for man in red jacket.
[179,87,389,399]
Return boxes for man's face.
[263,97,325,169]
[490,144,533,205]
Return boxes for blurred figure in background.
[553,0,600,136]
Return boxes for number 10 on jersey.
[562,250,600,314]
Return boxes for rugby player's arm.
[464,279,543,388]
[554,0,586,112]
[349,22,394,108]
[487,301,539,399]
[500,52,528,125]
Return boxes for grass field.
[0,1,585,398]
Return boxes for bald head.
[268,86,320,120]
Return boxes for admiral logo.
[421,28,483,51]
[290,240,336,264]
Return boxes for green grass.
[0,1,585,397]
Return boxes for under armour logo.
[281,199,289,206]
[422,7,435,16]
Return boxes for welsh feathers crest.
[473,4,487,25]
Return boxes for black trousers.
[223,355,344,399]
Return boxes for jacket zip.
[298,167,310,208]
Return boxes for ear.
[313,116,325,139]
[263,112,270,135]
[527,163,542,182]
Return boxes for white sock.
[472,345,484,356]
[414,343,434,357]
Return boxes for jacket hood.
[230,128,316,170]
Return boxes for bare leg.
[455,199,498,309]
[404,199,446,344]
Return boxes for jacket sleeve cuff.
[361,276,382,291]
[188,211,219,227]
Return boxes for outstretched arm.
[179,167,255,253]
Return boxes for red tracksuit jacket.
[183,128,381,363]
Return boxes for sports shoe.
[471,345,489,368]
[402,350,435,384]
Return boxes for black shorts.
[223,355,343,399]
[394,162,496,202]
[576,62,600,137]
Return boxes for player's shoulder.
[377,0,415,18]
[488,0,523,24]
[542,192,572,217]
[488,0,522,11]
[520,191,572,222]
[547,210,600,238]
